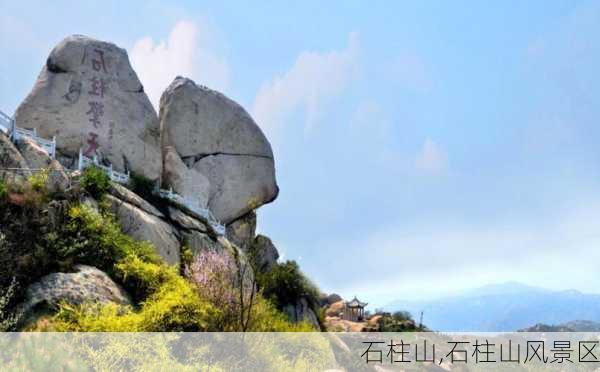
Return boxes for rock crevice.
[182,152,274,164]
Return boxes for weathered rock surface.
[159,77,278,224]
[284,297,320,330]
[162,144,210,207]
[226,211,256,251]
[325,300,345,318]
[160,77,273,159]
[16,137,52,169]
[14,35,161,181]
[106,194,180,266]
[250,234,279,272]
[183,230,222,256]
[16,137,70,192]
[46,160,70,192]
[0,132,30,178]
[168,206,208,233]
[109,183,163,218]
[23,265,131,313]
[194,154,277,224]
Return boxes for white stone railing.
[14,127,56,158]
[0,110,56,159]
[2,109,224,236]
[77,148,130,185]
[76,149,224,235]
[0,110,12,135]
[157,187,226,236]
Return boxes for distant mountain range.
[521,320,600,332]
[385,282,600,332]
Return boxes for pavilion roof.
[346,296,368,308]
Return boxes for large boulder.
[22,265,131,314]
[14,35,161,181]
[159,77,278,224]
[106,195,180,266]
[226,211,256,251]
[249,234,279,272]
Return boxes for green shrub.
[114,254,176,300]
[0,175,57,289]
[47,261,312,332]
[50,276,221,332]
[8,169,51,208]
[41,204,155,269]
[0,179,7,201]
[80,166,110,199]
[258,260,321,314]
[42,207,311,332]
[129,172,157,201]
[0,278,20,331]
[392,310,412,321]
[36,203,221,332]
[4,194,311,332]
[28,169,49,193]
[246,294,315,332]
[377,311,422,332]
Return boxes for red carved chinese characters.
[86,101,104,128]
[84,132,99,157]
[88,77,107,98]
[84,48,109,156]
[91,49,107,73]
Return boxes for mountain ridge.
[385,282,600,331]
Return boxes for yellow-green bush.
[0,189,315,333]
[0,178,8,201]
[48,264,312,332]
[49,278,220,332]
[27,169,49,193]
[80,166,110,199]
[40,203,309,332]
[48,204,160,286]
[257,260,322,328]
[246,295,314,332]
[38,204,219,331]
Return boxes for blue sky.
[2,1,600,308]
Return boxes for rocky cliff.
[0,35,320,331]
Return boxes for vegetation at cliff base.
[258,261,319,308]
[41,204,313,332]
[256,260,323,329]
[79,166,110,199]
[0,173,313,332]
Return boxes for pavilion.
[343,296,368,322]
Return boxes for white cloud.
[252,33,360,142]
[130,20,230,110]
[387,52,433,93]
[350,101,388,133]
[415,138,447,173]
